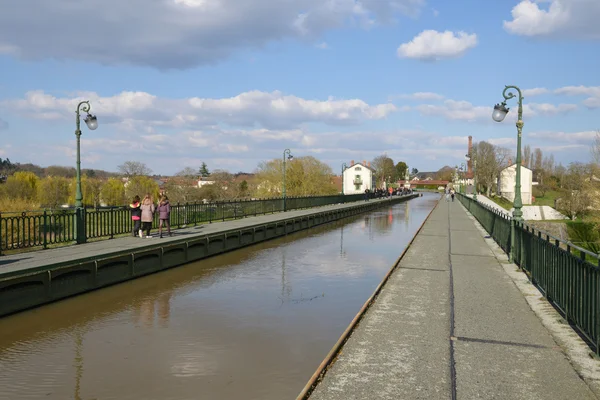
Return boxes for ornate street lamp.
[342,162,347,194]
[473,159,478,201]
[74,100,98,243]
[460,163,467,194]
[492,85,524,222]
[282,148,293,211]
[493,85,524,263]
[465,154,471,196]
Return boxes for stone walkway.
[308,198,597,399]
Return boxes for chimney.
[363,160,366,166]
[508,157,512,166]
[368,161,371,168]
[350,160,354,166]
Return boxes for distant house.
[498,163,533,205]
[342,160,374,194]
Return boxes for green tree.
[100,178,126,206]
[395,162,408,181]
[4,171,39,200]
[37,176,70,208]
[253,156,336,198]
[124,176,160,202]
[69,176,103,207]
[199,162,210,178]
[238,180,249,198]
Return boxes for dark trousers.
[132,220,141,236]
[142,222,152,236]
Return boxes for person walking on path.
[140,194,155,238]
[450,188,455,202]
[157,195,172,238]
[130,195,142,237]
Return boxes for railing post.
[75,207,87,244]
[110,207,115,239]
[509,219,515,263]
[43,209,48,249]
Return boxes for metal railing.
[458,193,600,354]
[0,194,367,254]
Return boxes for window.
[355,167,362,171]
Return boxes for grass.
[489,195,513,211]
[532,190,561,207]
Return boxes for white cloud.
[1,90,397,130]
[407,98,578,123]
[554,85,600,109]
[504,0,600,38]
[523,88,549,96]
[529,130,598,143]
[397,30,478,61]
[315,42,329,50]
[0,0,425,69]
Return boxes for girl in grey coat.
[140,194,155,238]
[157,195,172,238]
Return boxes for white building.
[343,161,374,194]
[498,163,533,205]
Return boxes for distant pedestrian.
[130,195,142,237]
[157,195,172,238]
[450,188,455,202]
[140,193,155,238]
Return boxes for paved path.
[0,196,405,278]
[308,198,597,399]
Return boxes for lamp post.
[493,85,524,263]
[342,162,347,194]
[492,85,523,221]
[465,154,471,196]
[473,159,478,201]
[282,148,293,211]
[74,101,98,244]
[460,163,467,194]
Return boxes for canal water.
[0,194,439,400]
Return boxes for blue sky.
[0,0,599,175]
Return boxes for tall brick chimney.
[467,135,473,178]
[362,160,366,166]
[351,160,354,166]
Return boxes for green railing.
[0,194,368,254]
[458,193,600,354]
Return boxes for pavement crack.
[447,200,458,400]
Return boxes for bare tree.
[371,154,395,187]
[523,145,531,168]
[533,148,543,172]
[557,162,592,220]
[118,161,152,177]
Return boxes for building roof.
[343,162,375,172]
[502,163,532,171]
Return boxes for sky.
[0,0,599,176]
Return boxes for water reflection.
[0,194,439,400]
